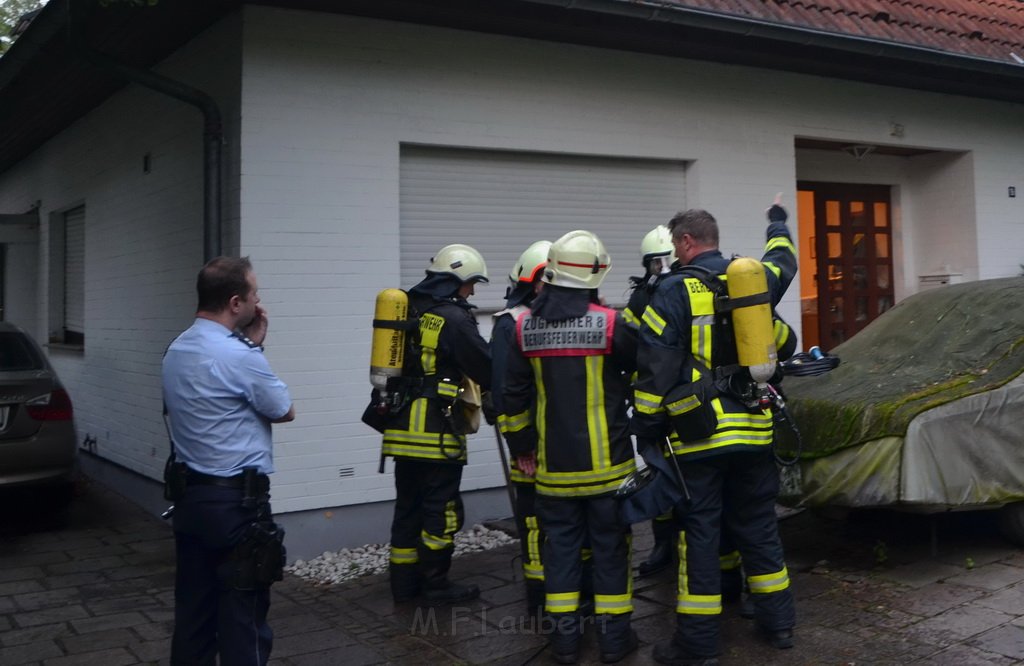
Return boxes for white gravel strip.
[286,524,518,585]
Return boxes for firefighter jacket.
[632,219,797,459]
[622,276,654,329]
[491,304,534,484]
[381,291,491,464]
[629,273,795,355]
[503,287,639,498]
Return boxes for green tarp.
[776,277,1024,459]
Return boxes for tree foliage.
[1,0,46,55]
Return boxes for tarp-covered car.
[776,277,1024,538]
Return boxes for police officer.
[162,256,295,666]
[504,230,639,664]
[633,203,799,665]
[383,244,492,605]
[491,240,551,615]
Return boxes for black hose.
[780,351,840,377]
[773,407,802,467]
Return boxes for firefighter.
[491,240,551,615]
[624,225,678,577]
[634,203,799,665]
[626,227,797,607]
[382,244,492,605]
[503,230,639,664]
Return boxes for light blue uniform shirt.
[162,318,292,476]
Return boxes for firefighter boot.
[638,517,675,577]
[597,614,638,663]
[389,562,421,603]
[652,639,720,666]
[760,627,794,649]
[418,546,480,605]
[548,613,581,664]
[653,615,720,666]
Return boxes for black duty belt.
[186,469,269,493]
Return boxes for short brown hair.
[196,256,253,312]
[668,209,719,247]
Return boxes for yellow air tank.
[726,257,777,385]
[370,289,408,393]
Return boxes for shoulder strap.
[676,264,728,299]
[675,263,769,311]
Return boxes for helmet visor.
[649,255,673,275]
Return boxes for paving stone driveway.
[3,475,1024,665]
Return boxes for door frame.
[797,181,894,347]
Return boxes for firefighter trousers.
[389,459,465,598]
[536,494,632,617]
[672,448,795,657]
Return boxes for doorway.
[796,182,894,349]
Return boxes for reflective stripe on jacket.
[382,295,491,463]
[504,302,638,497]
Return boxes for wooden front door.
[798,182,894,347]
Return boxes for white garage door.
[400,146,687,311]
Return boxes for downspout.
[67,0,222,261]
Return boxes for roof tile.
[643,0,1024,63]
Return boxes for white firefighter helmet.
[641,225,675,264]
[509,240,552,287]
[641,225,676,275]
[543,230,611,289]
[426,244,489,283]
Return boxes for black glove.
[767,204,788,224]
[481,390,498,426]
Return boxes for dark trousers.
[672,448,795,656]
[390,459,465,586]
[171,485,272,666]
[537,494,631,616]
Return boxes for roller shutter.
[400,146,686,311]
[63,207,85,334]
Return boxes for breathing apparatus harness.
[674,262,811,466]
[370,291,471,467]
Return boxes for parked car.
[776,277,1024,543]
[0,322,77,500]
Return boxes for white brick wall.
[0,15,243,479]
[1,6,1022,521]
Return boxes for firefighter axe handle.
[493,426,518,515]
[666,438,691,501]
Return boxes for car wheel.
[998,502,1024,547]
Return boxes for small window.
[49,206,85,346]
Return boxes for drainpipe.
[67,0,222,261]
